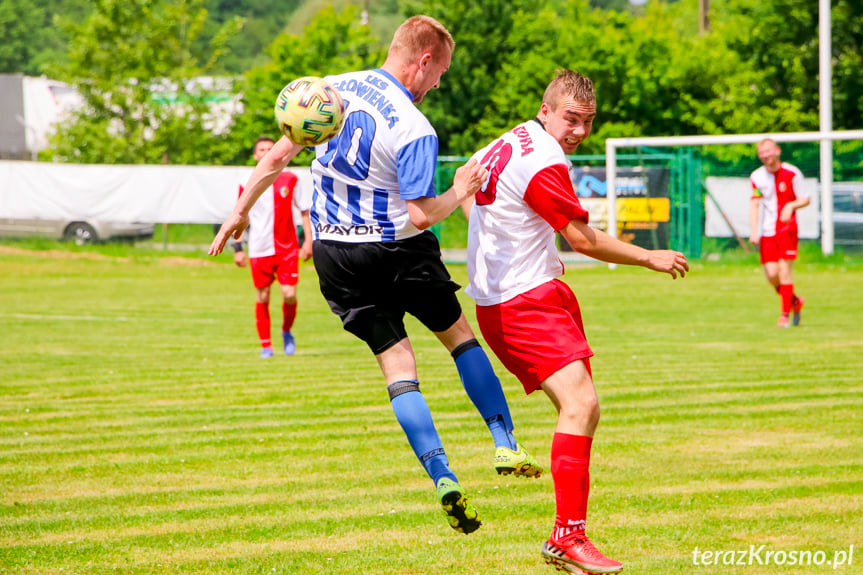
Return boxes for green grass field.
[1,241,861,574]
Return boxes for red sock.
[282,301,297,333]
[255,302,271,347]
[779,284,794,315]
[551,433,592,540]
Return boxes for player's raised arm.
[560,218,689,279]
[209,136,305,256]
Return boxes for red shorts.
[760,229,798,263]
[249,252,299,289]
[475,279,593,395]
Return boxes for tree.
[0,0,44,74]
[228,4,383,165]
[718,0,863,131]
[832,0,863,130]
[403,0,544,154]
[423,0,836,160]
[199,0,303,74]
[44,0,243,165]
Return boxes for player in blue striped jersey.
[211,15,541,533]
[311,67,442,242]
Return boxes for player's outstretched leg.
[451,339,543,478]
[387,379,482,534]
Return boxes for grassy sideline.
[1,240,861,574]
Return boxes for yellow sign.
[581,197,670,230]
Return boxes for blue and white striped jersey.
[310,68,439,243]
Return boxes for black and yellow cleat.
[436,477,481,534]
[495,443,543,478]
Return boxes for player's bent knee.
[559,392,600,426]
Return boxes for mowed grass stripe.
[1,249,861,574]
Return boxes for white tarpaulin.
[0,161,313,224]
[704,176,820,239]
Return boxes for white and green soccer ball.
[274,76,346,147]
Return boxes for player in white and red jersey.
[211,16,543,535]
[465,70,689,575]
[231,137,312,358]
[749,139,811,328]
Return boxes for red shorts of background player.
[249,252,299,289]
[760,229,798,263]
[476,278,593,395]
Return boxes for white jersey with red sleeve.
[240,170,301,258]
[466,119,589,306]
[750,162,807,237]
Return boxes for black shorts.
[313,231,463,354]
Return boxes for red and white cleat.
[541,533,623,574]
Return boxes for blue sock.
[388,380,457,486]
[452,340,517,450]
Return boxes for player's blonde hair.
[389,15,455,60]
[542,69,595,110]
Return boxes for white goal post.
[605,129,863,257]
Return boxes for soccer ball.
[274,76,345,147]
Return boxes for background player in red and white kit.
[232,136,313,358]
[749,139,810,328]
[464,70,688,575]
